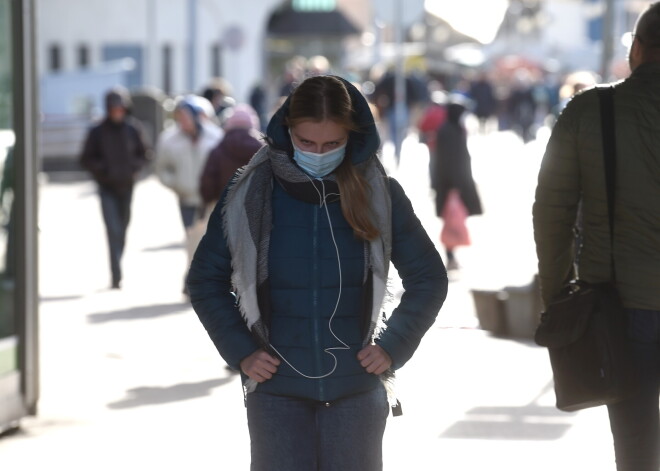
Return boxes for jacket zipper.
[312,205,325,400]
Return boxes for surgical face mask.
[292,142,347,178]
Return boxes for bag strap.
[596,85,617,281]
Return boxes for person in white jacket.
[155,95,223,293]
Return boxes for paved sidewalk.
[0,131,617,470]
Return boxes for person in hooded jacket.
[155,95,223,293]
[431,98,483,271]
[199,103,263,209]
[79,87,150,289]
[187,75,447,471]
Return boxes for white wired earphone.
[267,176,350,379]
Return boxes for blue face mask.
[292,142,347,178]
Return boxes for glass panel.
[0,0,17,376]
[0,1,10,128]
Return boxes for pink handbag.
[440,189,471,249]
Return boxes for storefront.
[0,0,39,433]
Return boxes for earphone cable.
[268,176,349,379]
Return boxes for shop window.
[48,43,62,72]
[162,44,172,95]
[77,44,89,68]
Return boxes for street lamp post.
[600,0,615,80]
[187,0,198,93]
[393,0,406,165]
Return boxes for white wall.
[543,3,588,48]
[540,0,633,74]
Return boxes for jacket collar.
[630,61,660,78]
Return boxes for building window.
[77,44,89,68]
[48,44,62,72]
[211,43,222,77]
[102,44,144,89]
[162,44,172,95]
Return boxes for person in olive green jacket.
[533,3,660,470]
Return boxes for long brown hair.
[286,76,379,241]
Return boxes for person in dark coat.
[431,99,482,270]
[508,71,538,143]
[79,87,150,289]
[187,75,447,470]
[533,5,660,469]
[199,104,263,207]
[468,72,497,133]
[416,89,448,155]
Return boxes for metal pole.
[600,0,615,81]
[373,16,382,67]
[146,0,156,87]
[187,0,197,93]
[14,0,40,414]
[393,0,406,164]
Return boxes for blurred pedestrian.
[278,55,306,98]
[416,88,448,155]
[431,97,482,271]
[554,70,598,116]
[372,68,428,159]
[187,75,447,471]
[468,71,497,133]
[508,70,538,142]
[533,4,660,470]
[200,104,263,209]
[155,95,223,293]
[248,81,268,132]
[79,87,150,289]
[201,77,236,118]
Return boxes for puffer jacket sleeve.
[375,177,448,369]
[532,94,583,308]
[187,198,260,369]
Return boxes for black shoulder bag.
[534,86,637,412]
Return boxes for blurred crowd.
[79,52,602,290]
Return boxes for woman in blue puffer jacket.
[187,75,447,471]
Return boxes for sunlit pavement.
[0,128,616,470]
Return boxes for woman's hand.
[357,344,392,375]
[240,349,281,383]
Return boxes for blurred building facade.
[424,0,641,81]
[36,0,386,163]
[34,0,648,164]
[36,0,386,106]
[35,0,645,102]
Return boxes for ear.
[628,37,643,71]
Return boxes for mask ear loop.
[267,176,349,379]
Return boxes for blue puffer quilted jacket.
[188,77,447,402]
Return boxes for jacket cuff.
[223,337,261,371]
[374,336,408,370]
